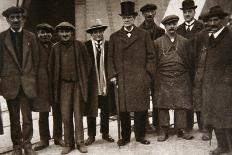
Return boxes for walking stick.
[113,82,121,148]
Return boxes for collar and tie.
[95,40,102,51]
[124,26,134,38]
[185,20,195,32]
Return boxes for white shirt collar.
[185,19,195,31]
[10,27,22,33]
[213,26,225,38]
[124,26,134,33]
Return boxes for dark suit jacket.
[139,21,165,40]
[0,29,39,100]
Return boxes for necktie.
[96,41,101,72]
[186,25,191,32]
[209,33,215,45]
[15,32,22,66]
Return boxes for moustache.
[147,15,153,18]
[169,28,175,31]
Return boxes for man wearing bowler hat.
[153,15,194,142]
[49,22,91,154]
[139,3,165,132]
[108,1,155,146]
[193,5,232,155]
[84,19,115,145]
[0,6,39,155]
[177,0,204,133]
[33,23,64,151]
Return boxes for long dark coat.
[108,26,155,112]
[194,27,232,128]
[0,41,3,135]
[48,40,92,114]
[32,41,53,112]
[153,34,194,109]
[84,40,116,117]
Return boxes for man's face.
[122,16,135,27]
[164,22,178,35]
[37,30,52,43]
[207,16,223,33]
[142,9,156,22]
[7,13,23,30]
[183,9,195,22]
[58,29,73,41]
[91,29,104,41]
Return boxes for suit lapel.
[22,31,30,69]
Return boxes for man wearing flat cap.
[177,0,204,133]
[139,3,165,133]
[49,22,91,154]
[153,15,194,142]
[192,5,232,155]
[0,6,39,155]
[108,1,155,146]
[84,19,115,146]
[33,23,64,151]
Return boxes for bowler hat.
[204,5,229,19]
[119,1,138,16]
[180,0,197,10]
[140,4,157,12]
[86,19,108,33]
[55,22,75,31]
[2,6,25,17]
[161,15,179,25]
[36,23,54,32]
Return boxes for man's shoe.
[85,136,95,146]
[102,134,114,142]
[202,132,212,141]
[61,146,75,154]
[77,144,88,153]
[34,140,49,151]
[157,128,168,142]
[11,149,22,155]
[178,129,194,140]
[117,139,130,146]
[24,148,37,155]
[136,138,150,145]
[54,139,65,147]
[210,147,229,155]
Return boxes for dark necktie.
[209,33,215,45]
[14,32,22,66]
[96,41,101,72]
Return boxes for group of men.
[0,0,232,155]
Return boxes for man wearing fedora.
[0,6,39,155]
[193,5,232,155]
[108,1,155,146]
[153,15,194,142]
[84,19,115,146]
[33,23,64,151]
[49,22,91,154]
[139,3,165,132]
[177,0,204,133]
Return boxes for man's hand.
[110,77,117,85]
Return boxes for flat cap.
[161,15,179,25]
[36,23,54,32]
[140,4,157,12]
[55,22,75,31]
[2,6,24,17]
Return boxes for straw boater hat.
[204,5,229,19]
[2,6,25,17]
[36,23,54,32]
[86,19,108,33]
[55,22,75,31]
[119,1,138,16]
[180,0,197,10]
[161,15,179,25]
[140,4,157,12]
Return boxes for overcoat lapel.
[22,32,30,69]
[118,27,139,49]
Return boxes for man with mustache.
[0,6,39,155]
[153,15,194,142]
[193,5,232,155]
[139,3,165,133]
[33,23,64,151]
[177,0,204,133]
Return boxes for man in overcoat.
[84,19,115,146]
[139,3,165,131]
[0,6,39,155]
[49,22,91,154]
[108,1,155,146]
[33,23,64,151]
[176,0,204,132]
[154,15,194,142]
[193,5,232,155]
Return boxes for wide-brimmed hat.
[204,5,229,19]
[161,15,179,25]
[119,1,138,16]
[86,19,108,33]
[36,23,54,32]
[55,22,75,31]
[2,6,25,17]
[140,4,157,12]
[180,0,197,10]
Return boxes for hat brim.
[204,12,229,19]
[56,26,75,31]
[36,27,54,32]
[119,12,138,16]
[162,19,179,25]
[180,6,197,10]
[86,25,108,33]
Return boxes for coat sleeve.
[107,35,117,79]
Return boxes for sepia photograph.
[0,0,232,154]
